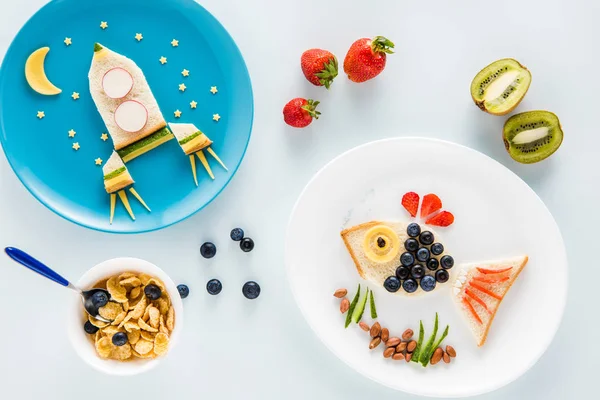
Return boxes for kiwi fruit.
[471,58,532,115]
[503,111,563,164]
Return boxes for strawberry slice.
[476,266,513,275]
[401,192,419,217]
[462,297,482,324]
[465,288,492,313]
[469,282,503,300]
[420,194,442,218]
[472,276,509,284]
[425,211,454,227]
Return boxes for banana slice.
[362,225,400,263]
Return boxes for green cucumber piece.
[103,167,126,181]
[351,287,369,324]
[345,284,360,328]
[419,313,439,366]
[412,320,425,362]
[423,325,449,367]
[369,289,377,319]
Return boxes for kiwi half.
[471,58,532,115]
[503,111,563,164]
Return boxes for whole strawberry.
[283,98,321,128]
[343,36,395,83]
[301,49,338,89]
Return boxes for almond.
[405,353,412,362]
[443,351,451,364]
[430,347,443,365]
[386,337,401,348]
[370,322,381,338]
[446,345,456,358]
[340,298,350,313]
[402,329,414,341]
[369,337,381,350]
[392,352,405,361]
[396,342,407,353]
[359,322,370,332]
[407,340,417,353]
[334,288,347,298]
[383,347,395,358]
[381,328,389,343]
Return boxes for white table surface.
[0,0,596,399]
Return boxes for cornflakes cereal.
[89,315,109,328]
[129,287,141,300]
[122,301,129,312]
[107,277,128,303]
[118,272,136,281]
[132,349,156,359]
[112,343,132,361]
[130,296,147,319]
[138,273,152,286]
[119,277,141,288]
[155,297,169,315]
[95,337,113,358]
[154,333,169,356]
[142,303,153,322]
[127,330,141,345]
[98,301,123,321]
[123,320,139,332]
[149,307,160,329]
[140,331,156,341]
[138,318,158,333]
[166,306,175,332]
[159,315,169,335]
[147,278,165,292]
[134,339,153,355]
[111,310,127,326]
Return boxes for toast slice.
[452,256,528,346]
[103,151,133,193]
[168,123,212,155]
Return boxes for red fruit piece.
[426,211,454,227]
[401,192,419,217]
[283,98,321,128]
[464,288,492,313]
[462,297,482,324]
[476,266,513,275]
[420,194,442,218]
[343,36,394,83]
[301,49,338,89]
[469,282,503,300]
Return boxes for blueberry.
[419,231,434,245]
[416,247,430,262]
[431,243,444,256]
[206,279,222,295]
[400,252,415,267]
[144,284,162,300]
[396,266,410,280]
[403,279,418,293]
[426,258,439,271]
[383,276,401,293]
[440,255,454,269]
[242,281,261,299]
[411,264,425,279]
[230,228,245,241]
[200,242,217,258]
[84,321,99,335]
[407,223,421,238]
[240,237,255,252]
[177,284,189,299]
[404,238,419,252]
[435,269,449,283]
[91,291,109,308]
[420,275,436,292]
[112,332,128,347]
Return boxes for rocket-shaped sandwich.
[168,123,227,186]
[103,151,150,224]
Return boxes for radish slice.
[102,67,133,99]
[114,100,148,132]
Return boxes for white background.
[0,0,597,399]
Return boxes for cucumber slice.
[419,313,439,366]
[351,287,369,324]
[369,289,377,319]
[345,284,360,328]
[412,320,425,362]
[423,325,449,367]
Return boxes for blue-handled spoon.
[4,247,112,323]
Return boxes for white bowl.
[67,257,184,376]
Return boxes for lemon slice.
[363,225,400,263]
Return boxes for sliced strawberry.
[401,192,419,217]
[465,288,492,313]
[469,282,503,300]
[472,276,510,284]
[462,297,482,324]
[476,266,513,275]
[425,211,454,227]
[420,193,442,218]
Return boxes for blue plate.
[0,0,253,233]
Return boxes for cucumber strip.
[345,284,360,328]
[423,325,449,367]
[412,320,425,362]
[351,287,369,324]
[419,313,439,366]
[369,289,377,319]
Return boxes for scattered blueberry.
[144,284,162,300]
[240,237,255,252]
[91,291,109,308]
[84,321,99,335]
[419,231,434,245]
[206,279,222,295]
[440,255,455,269]
[177,284,189,299]
[416,247,430,262]
[400,252,415,267]
[407,223,421,238]
[426,258,439,271]
[377,237,386,248]
[230,228,245,241]
[242,281,261,299]
[200,242,217,258]
[435,269,449,283]
[383,276,401,293]
[411,264,425,279]
[431,243,444,256]
[112,332,128,347]
[420,275,436,292]
[404,238,419,252]
[396,266,410,280]
[403,278,418,293]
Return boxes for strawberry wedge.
[401,192,419,217]
[420,194,442,218]
[426,211,454,227]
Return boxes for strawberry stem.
[301,99,321,120]
[371,36,395,54]
[314,56,338,90]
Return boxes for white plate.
[285,138,567,398]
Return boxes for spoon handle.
[4,247,70,287]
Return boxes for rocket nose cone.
[94,43,104,52]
